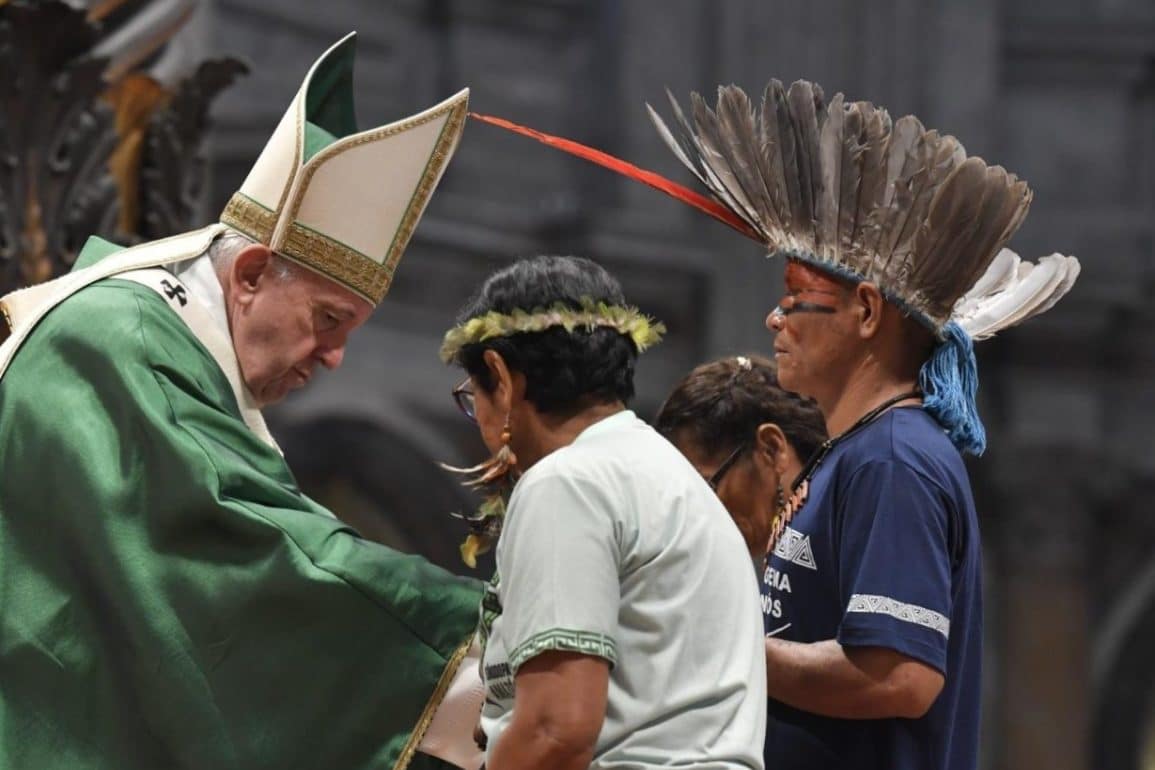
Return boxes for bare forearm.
[487,719,594,770]
[764,638,942,719]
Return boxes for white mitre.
[220,32,468,305]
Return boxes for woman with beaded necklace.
[440,255,767,770]
[655,354,827,568]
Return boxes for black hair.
[452,256,638,415]
[655,354,828,464]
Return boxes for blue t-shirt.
[761,407,982,770]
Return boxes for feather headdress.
[473,81,1078,339]
[642,81,1080,335]
[470,79,1080,455]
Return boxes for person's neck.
[513,401,626,470]
[818,365,920,438]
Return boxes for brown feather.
[771,80,802,241]
[816,93,846,259]
[690,92,764,233]
[865,114,922,266]
[885,132,964,278]
[787,81,824,245]
[907,157,993,316]
[716,85,783,234]
[759,80,792,231]
[833,102,865,265]
[848,104,892,278]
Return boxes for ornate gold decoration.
[0,299,12,343]
[105,73,169,235]
[269,95,469,302]
[0,2,244,295]
[220,193,275,243]
[281,221,392,304]
[21,178,52,286]
[223,95,467,306]
[221,193,394,304]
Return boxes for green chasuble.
[0,243,482,769]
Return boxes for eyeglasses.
[452,376,477,422]
[707,443,748,490]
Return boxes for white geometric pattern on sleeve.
[846,593,950,639]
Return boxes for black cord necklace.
[766,390,922,560]
[790,390,922,492]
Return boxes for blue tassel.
[919,321,986,456]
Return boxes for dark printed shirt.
[762,407,982,770]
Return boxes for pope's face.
[227,248,373,406]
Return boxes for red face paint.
[779,261,848,315]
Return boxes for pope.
[0,33,483,770]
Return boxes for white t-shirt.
[479,410,767,769]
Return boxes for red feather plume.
[469,112,761,241]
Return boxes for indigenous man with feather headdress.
[471,75,1079,770]
[646,82,1079,770]
[0,34,485,770]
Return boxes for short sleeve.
[496,470,621,673]
[835,460,954,673]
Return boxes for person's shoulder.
[32,279,150,345]
[522,414,677,492]
[839,407,966,485]
[553,414,675,473]
[888,407,966,471]
[26,278,196,363]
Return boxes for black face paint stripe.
[779,301,837,316]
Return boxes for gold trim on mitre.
[218,30,469,307]
[222,93,468,306]
[282,221,393,304]
[220,193,395,304]
[220,193,276,244]
[381,97,468,280]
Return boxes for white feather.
[959,248,1019,305]
[952,250,1080,340]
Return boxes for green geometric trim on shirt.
[509,628,618,672]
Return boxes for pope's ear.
[231,244,276,303]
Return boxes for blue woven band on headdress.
[919,321,986,456]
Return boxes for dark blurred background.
[212,3,1155,769]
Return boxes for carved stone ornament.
[0,0,246,297]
